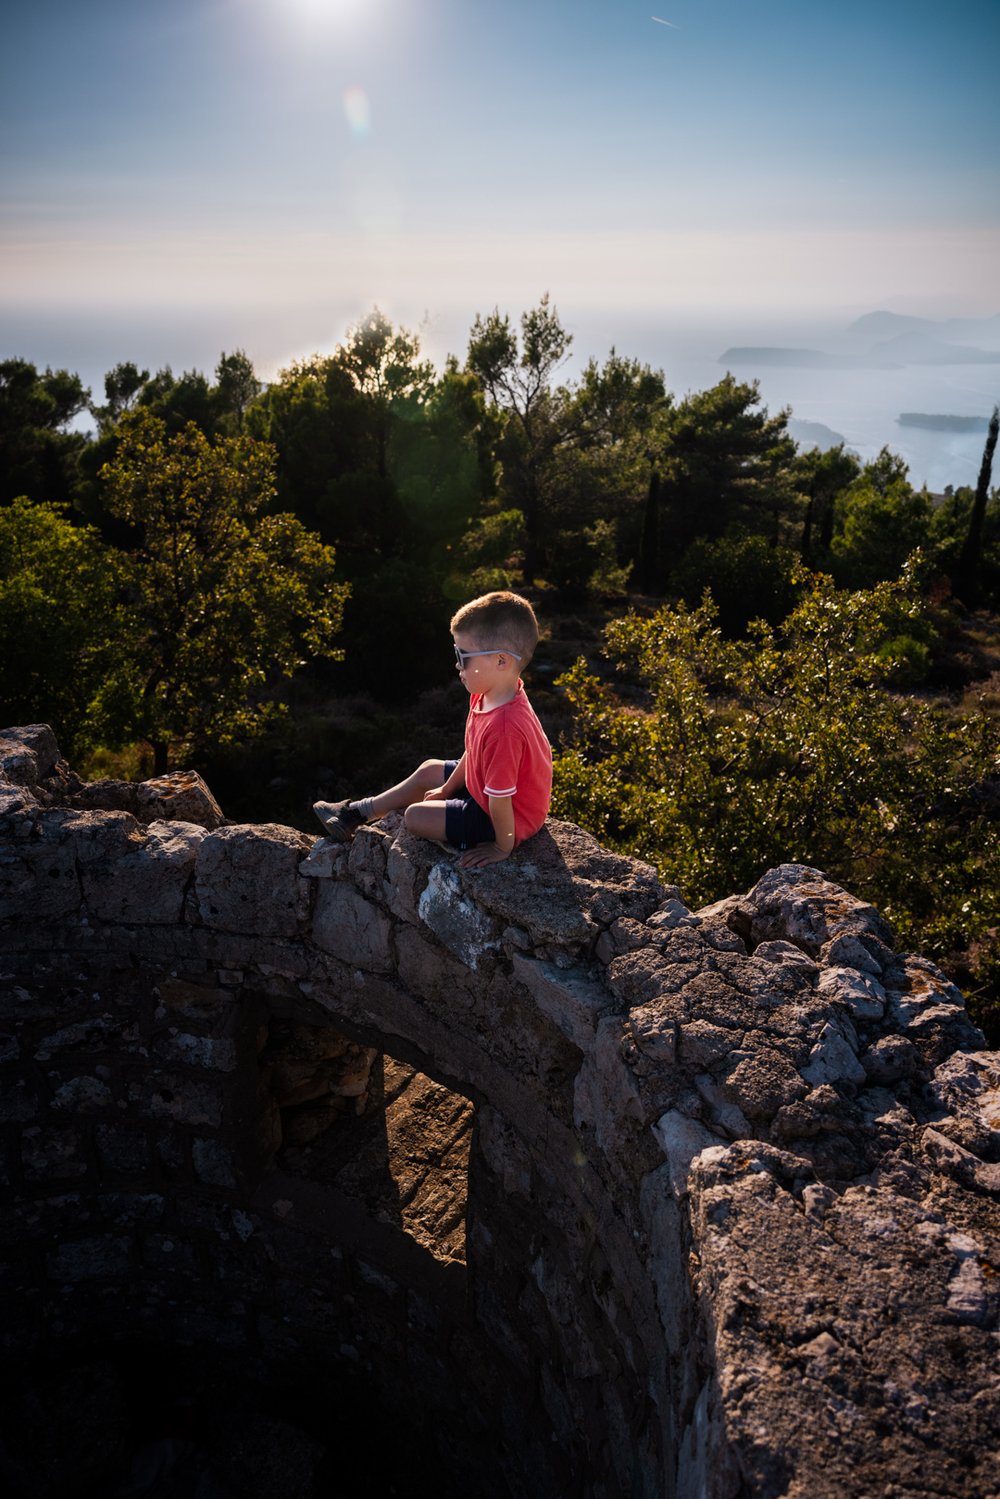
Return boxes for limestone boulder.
[136,769,226,829]
[418,862,502,972]
[688,1143,1000,1499]
[745,863,895,955]
[82,819,209,926]
[511,953,613,1052]
[460,818,666,956]
[0,724,60,787]
[194,824,313,936]
[313,881,394,973]
[0,807,140,921]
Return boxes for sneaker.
[312,799,365,842]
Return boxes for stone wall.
[1,724,998,1498]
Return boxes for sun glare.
[292,0,367,21]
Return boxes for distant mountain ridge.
[719,308,1000,376]
[870,332,1000,366]
[848,309,1000,345]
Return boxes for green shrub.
[552,563,1000,1035]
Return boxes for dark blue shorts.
[442,759,495,851]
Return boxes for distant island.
[787,418,848,451]
[719,347,897,370]
[897,413,991,433]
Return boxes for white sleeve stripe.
[484,784,517,797]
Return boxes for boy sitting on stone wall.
[313,591,552,869]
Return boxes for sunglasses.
[454,645,522,667]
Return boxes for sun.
[292,0,367,18]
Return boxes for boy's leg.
[406,792,494,852]
[402,800,449,843]
[313,760,448,841]
[367,760,449,818]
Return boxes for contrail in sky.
[651,15,678,26]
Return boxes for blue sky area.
[2,0,999,391]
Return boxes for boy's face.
[453,632,518,696]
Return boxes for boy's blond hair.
[450,590,539,666]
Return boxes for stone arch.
[1,724,998,1498]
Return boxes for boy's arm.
[423,752,466,802]
[458,794,515,868]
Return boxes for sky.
[2,0,1000,395]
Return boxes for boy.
[313,591,552,869]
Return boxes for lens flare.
[342,86,371,136]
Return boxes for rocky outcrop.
[1,725,998,1498]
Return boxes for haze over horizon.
[3,0,999,414]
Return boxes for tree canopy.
[0,498,124,757]
[0,358,90,506]
[97,411,348,771]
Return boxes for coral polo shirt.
[464,681,552,845]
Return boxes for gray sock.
[349,798,375,821]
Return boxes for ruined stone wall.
[2,724,999,1499]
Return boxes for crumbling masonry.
[1,723,998,1497]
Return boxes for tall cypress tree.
[955,404,999,606]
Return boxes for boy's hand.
[457,842,510,869]
[423,784,463,802]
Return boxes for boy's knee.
[403,802,425,836]
[414,759,444,789]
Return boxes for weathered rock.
[136,769,225,829]
[461,818,665,953]
[418,862,501,971]
[819,931,893,975]
[82,819,207,925]
[347,822,391,899]
[510,953,612,1051]
[753,939,819,973]
[0,724,60,786]
[297,837,348,880]
[723,1044,809,1123]
[882,954,985,1061]
[746,862,895,954]
[693,893,752,946]
[691,1147,1000,1498]
[925,1051,1000,1160]
[647,896,697,931]
[817,963,886,1020]
[313,881,394,973]
[194,824,313,936]
[862,1034,920,1084]
[800,1017,866,1088]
